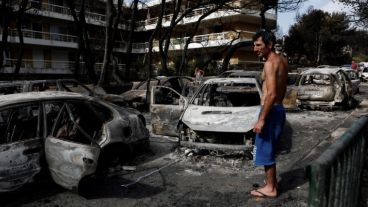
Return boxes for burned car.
[0,79,127,107]
[296,68,354,110]
[121,76,194,111]
[0,91,149,192]
[150,78,262,151]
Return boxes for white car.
[361,68,368,82]
[150,78,262,151]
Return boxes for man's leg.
[251,164,278,197]
[265,164,278,191]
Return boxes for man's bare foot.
[250,186,278,198]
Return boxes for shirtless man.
[250,29,288,198]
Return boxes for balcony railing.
[3,58,126,73]
[4,58,75,70]
[132,30,254,51]
[138,3,275,28]
[3,29,77,43]
[14,1,274,30]
[25,1,106,23]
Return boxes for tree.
[98,0,124,86]
[66,0,96,83]
[285,8,353,66]
[0,0,12,69]
[14,0,29,78]
[335,0,368,26]
[221,0,306,71]
[124,0,139,81]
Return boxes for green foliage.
[335,0,368,27]
[285,9,355,66]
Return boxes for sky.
[277,0,351,35]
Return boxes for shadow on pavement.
[278,120,293,155]
[79,169,166,199]
[278,167,307,194]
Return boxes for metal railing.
[26,1,106,22]
[132,31,254,51]
[4,59,75,70]
[3,29,77,43]
[307,116,368,207]
[3,59,126,72]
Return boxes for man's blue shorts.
[254,105,286,166]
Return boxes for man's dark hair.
[252,29,276,50]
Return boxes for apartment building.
[0,0,277,80]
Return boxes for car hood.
[181,105,260,133]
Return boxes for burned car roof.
[300,68,342,75]
[0,91,86,105]
[202,77,259,84]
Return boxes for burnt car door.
[150,86,188,136]
[338,71,353,96]
[44,101,102,191]
[0,103,43,192]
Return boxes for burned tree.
[0,0,12,69]
[66,0,96,83]
[221,0,306,72]
[13,0,29,78]
[98,0,124,86]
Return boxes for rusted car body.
[296,68,354,110]
[0,79,127,107]
[121,76,194,110]
[150,78,262,151]
[0,91,149,192]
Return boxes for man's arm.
[253,61,278,133]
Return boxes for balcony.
[16,1,275,32]
[132,30,254,53]
[20,1,108,27]
[2,59,74,74]
[138,5,276,31]
[2,58,126,75]
[0,29,78,48]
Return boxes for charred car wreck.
[0,91,149,192]
[121,76,194,111]
[150,78,262,152]
[296,68,354,110]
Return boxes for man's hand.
[253,119,265,134]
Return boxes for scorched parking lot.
[1,84,368,207]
